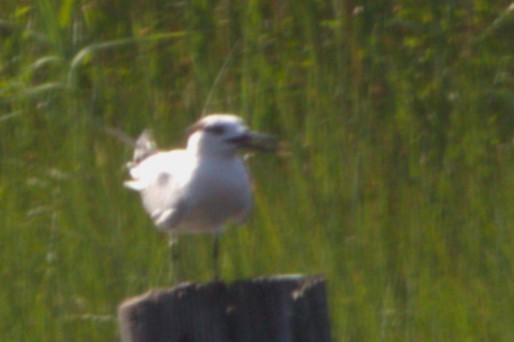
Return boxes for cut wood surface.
[118,275,330,342]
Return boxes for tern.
[124,114,275,279]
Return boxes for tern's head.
[187,114,275,156]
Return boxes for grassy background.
[1,1,513,340]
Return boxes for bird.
[124,114,275,279]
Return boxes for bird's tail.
[127,130,158,168]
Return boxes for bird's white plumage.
[125,114,259,235]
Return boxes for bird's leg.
[212,234,221,281]
[168,234,180,284]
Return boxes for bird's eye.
[204,125,225,135]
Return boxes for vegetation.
[1,1,512,340]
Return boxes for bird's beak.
[227,131,277,152]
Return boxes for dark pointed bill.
[227,131,277,152]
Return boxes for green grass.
[1,1,513,340]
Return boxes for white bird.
[124,114,275,278]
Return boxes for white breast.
[177,156,252,233]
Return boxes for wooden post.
[118,275,330,342]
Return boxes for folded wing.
[125,132,190,232]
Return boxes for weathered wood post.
[118,275,330,342]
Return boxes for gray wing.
[140,172,188,232]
